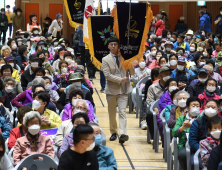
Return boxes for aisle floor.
[91,72,167,170]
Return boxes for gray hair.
[198,41,206,48]
[66,82,82,99]
[73,99,89,110]
[156,14,162,19]
[23,111,42,126]
[3,77,15,87]
[1,45,11,55]
[175,91,190,101]
[88,122,100,127]
[32,78,46,86]
[203,65,213,73]
[77,65,84,70]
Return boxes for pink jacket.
[148,60,161,70]
[153,20,165,36]
[33,50,53,60]
[212,50,219,58]
[13,134,55,165]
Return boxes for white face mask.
[178,99,187,108]
[199,62,206,66]
[161,43,165,47]
[207,86,216,92]
[45,84,52,91]
[12,44,17,49]
[151,51,156,56]
[166,48,171,51]
[163,76,170,82]
[54,42,58,46]
[47,36,52,41]
[173,99,178,106]
[203,52,208,57]
[5,86,13,93]
[196,38,200,42]
[9,63,14,68]
[205,108,218,117]
[198,78,208,83]
[170,60,177,66]
[161,64,167,67]
[211,130,221,139]
[167,35,171,38]
[60,56,64,60]
[33,30,39,34]
[190,47,195,52]
[31,62,39,68]
[65,58,72,64]
[186,36,191,39]
[18,41,22,46]
[177,65,184,71]
[85,141,95,151]
[28,124,40,136]
[170,37,175,42]
[35,76,42,78]
[139,61,146,69]
[169,86,177,92]
[17,12,21,15]
[61,68,68,73]
[74,109,85,115]
[32,100,42,110]
[198,47,203,51]
[189,107,200,117]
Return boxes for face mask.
[5,86,13,93]
[151,51,156,56]
[31,62,39,68]
[18,41,22,46]
[85,141,95,151]
[214,38,218,42]
[186,36,191,39]
[161,43,165,47]
[95,135,103,146]
[167,35,171,38]
[178,99,187,108]
[161,64,167,67]
[207,86,216,92]
[35,76,42,78]
[9,63,14,68]
[199,62,206,66]
[47,36,52,41]
[60,56,64,60]
[203,52,208,57]
[169,86,177,92]
[166,48,171,51]
[170,60,177,66]
[196,38,200,42]
[54,42,58,46]
[211,130,221,139]
[190,107,200,117]
[17,12,21,15]
[148,38,152,42]
[139,62,146,69]
[1,12,4,15]
[74,109,85,114]
[28,124,40,136]
[45,84,52,91]
[177,65,184,71]
[163,76,170,82]
[190,47,195,52]
[32,20,37,23]
[33,30,39,34]
[198,47,203,51]
[173,99,178,106]
[205,108,218,117]
[61,68,67,73]
[12,44,17,49]
[32,100,42,110]
[199,78,207,83]
[65,58,72,64]
[202,32,205,36]
[170,38,175,42]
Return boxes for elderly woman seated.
[172,97,201,170]
[57,112,89,156]
[8,106,32,150]
[13,111,55,166]
[1,45,11,58]
[3,77,16,102]
[62,89,94,122]
[167,91,190,129]
[4,56,20,83]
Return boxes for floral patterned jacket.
[58,132,73,158]
[199,137,219,167]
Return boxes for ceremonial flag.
[111,2,153,70]
[87,15,114,70]
[64,0,85,28]
[83,0,94,43]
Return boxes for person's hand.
[141,73,147,79]
[218,18,222,21]
[154,107,159,115]
[59,73,66,79]
[170,50,176,54]
[178,83,186,89]
[182,120,191,129]
[121,77,129,82]
[0,128,2,135]
[41,116,51,125]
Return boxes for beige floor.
[91,73,167,170]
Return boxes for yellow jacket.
[6,11,13,23]
[12,69,20,83]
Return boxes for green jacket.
[0,14,8,30]
[216,51,222,65]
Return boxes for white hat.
[186,30,194,35]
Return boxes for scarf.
[26,133,39,151]
[175,107,183,120]
[206,136,219,145]
[185,113,197,124]
[206,90,215,97]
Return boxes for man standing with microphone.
[102,37,135,144]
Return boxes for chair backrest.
[5,138,9,154]
[150,100,159,113]
[16,64,21,73]
[101,129,106,146]
[159,108,165,122]
[60,110,64,119]
[136,76,150,88]
[15,153,58,170]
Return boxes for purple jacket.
[23,88,33,105]
[51,82,57,91]
[62,101,94,122]
[158,91,173,122]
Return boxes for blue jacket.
[173,41,190,52]
[199,14,212,32]
[0,117,11,139]
[15,54,26,70]
[215,15,222,32]
[0,105,12,128]
[97,145,117,170]
[171,67,196,81]
[189,120,199,152]
[75,26,85,47]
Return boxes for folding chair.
[101,129,106,146]
[194,149,200,170]
[8,147,14,165]
[186,140,191,170]
[13,153,58,170]
[150,100,159,153]
[166,124,173,170]
[5,138,9,154]
[60,110,64,119]
[173,137,182,170]
[147,104,151,144]
[160,108,166,162]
